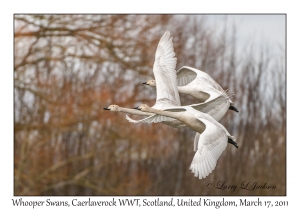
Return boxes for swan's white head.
[103,105,120,112]
[143,80,156,87]
[134,104,151,112]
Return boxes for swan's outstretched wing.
[152,31,180,109]
[190,94,230,121]
[129,31,180,123]
[176,66,198,86]
[190,118,228,179]
[193,132,200,152]
[125,107,186,124]
[177,66,224,92]
[126,114,176,124]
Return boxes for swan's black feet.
[229,105,239,113]
[228,138,238,149]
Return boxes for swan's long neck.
[177,86,190,94]
[147,107,185,122]
[119,107,153,116]
[178,86,210,102]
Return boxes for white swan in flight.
[127,32,233,124]
[128,31,237,179]
[135,104,238,179]
[103,104,185,128]
[143,66,239,114]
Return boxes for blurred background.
[14,14,286,196]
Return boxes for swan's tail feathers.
[221,89,238,112]
[221,89,235,99]
[229,105,239,113]
[228,137,238,149]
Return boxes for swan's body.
[103,105,185,128]
[136,104,237,179]
[144,66,239,115]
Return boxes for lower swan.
[135,104,238,179]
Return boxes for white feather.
[189,118,228,179]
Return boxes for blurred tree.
[14,14,285,195]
